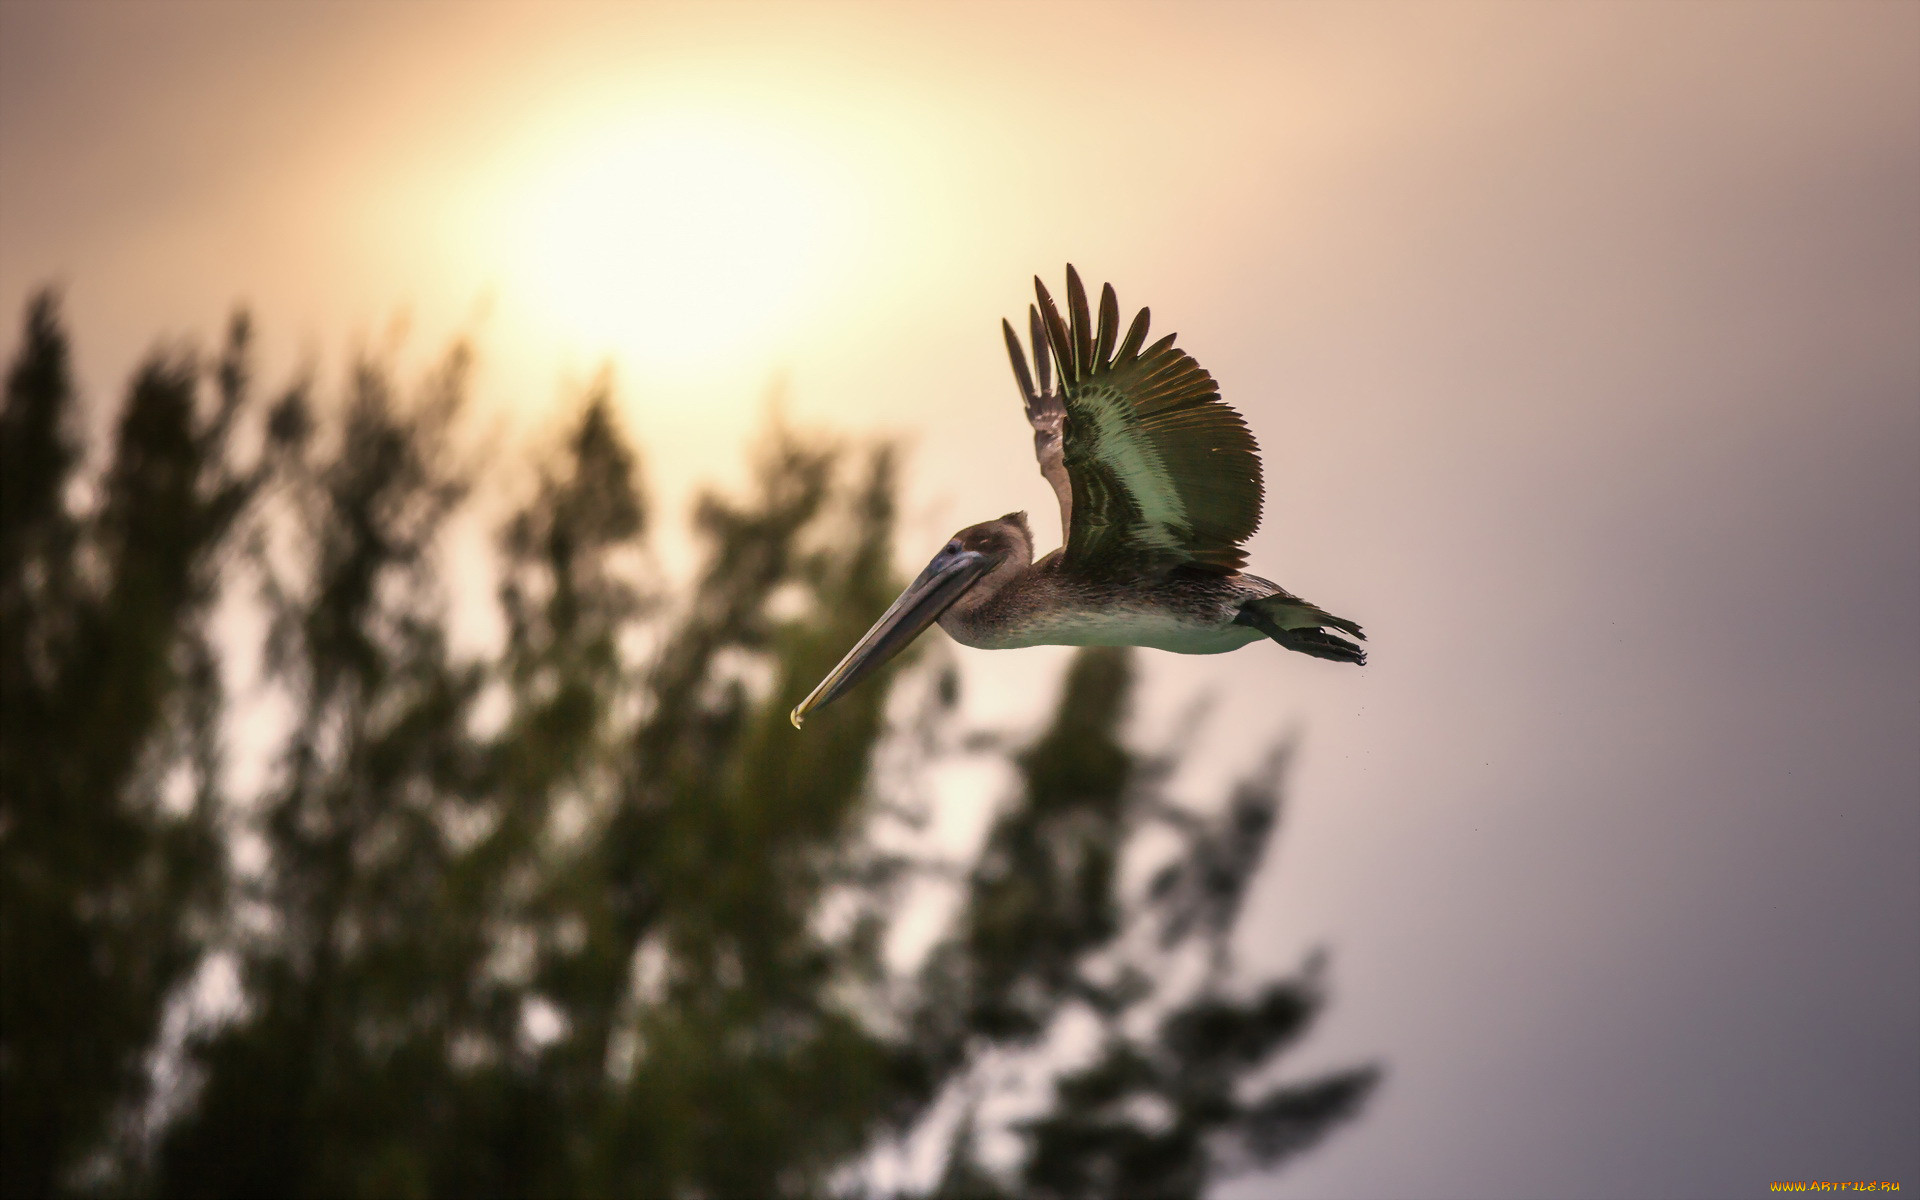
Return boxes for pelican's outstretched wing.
[1002,306,1074,547]
[1001,266,1262,576]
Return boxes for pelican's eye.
[946,539,963,554]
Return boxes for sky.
[3,2,1917,1196]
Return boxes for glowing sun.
[512,116,850,374]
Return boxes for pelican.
[790,266,1364,728]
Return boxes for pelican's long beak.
[790,542,988,728]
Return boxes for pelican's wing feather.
[1003,313,1073,542]
[1004,266,1262,576]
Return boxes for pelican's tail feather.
[1234,595,1367,665]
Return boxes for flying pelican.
[790,266,1364,728]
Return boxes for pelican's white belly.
[947,605,1263,655]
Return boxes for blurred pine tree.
[2,296,257,1198]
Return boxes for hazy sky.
[4,3,1916,1196]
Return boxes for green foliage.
[917,669,1378,1200]
[2,296,256,1197]
[0,296,1376,1200]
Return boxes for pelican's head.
[790,512,1032,728]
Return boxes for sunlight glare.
[512,116,851,377]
